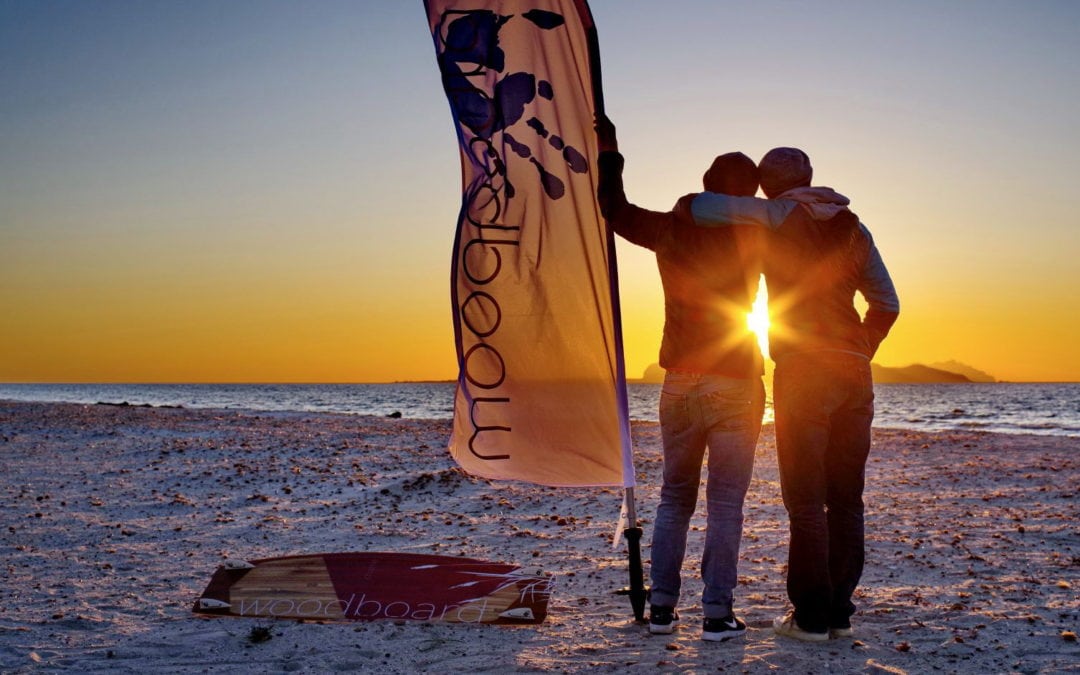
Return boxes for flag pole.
[582,2,647,623]
[622,488,647,622]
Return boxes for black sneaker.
[648,605,679,634]
[702,615,746,642]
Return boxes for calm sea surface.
[1,382,1078,438]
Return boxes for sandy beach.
[1,400,1077,673]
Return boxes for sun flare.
[746,277,770,358]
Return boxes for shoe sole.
[649,624,676,635]
[774,627,829,642]
[829,628,854,638]
[702,628,746,642]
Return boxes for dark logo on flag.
[434,8,588,203]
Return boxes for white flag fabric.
[424,0,634,487]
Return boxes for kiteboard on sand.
[192,552,554,625]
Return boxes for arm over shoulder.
[690,192,795,230]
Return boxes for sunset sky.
[3,1,1078,383]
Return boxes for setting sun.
[746,276,770,359]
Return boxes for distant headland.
[631,360,998,384]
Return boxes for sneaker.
[773,613,829,642]
[702,615,746,642]
[829,624,854,639]
[648,605,679,635]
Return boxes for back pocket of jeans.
[700,387,752,431]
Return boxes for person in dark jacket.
[596,116,764,642]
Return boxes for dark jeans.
[773,352,874,633]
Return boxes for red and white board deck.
[193,552,554,625]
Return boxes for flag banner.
[424,0,634,487]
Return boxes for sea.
[2,382,1079,438]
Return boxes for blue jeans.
[773,352,875,633]
[649,371,764,618]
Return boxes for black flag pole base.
[620,525,648,622]
[614,585,650,623]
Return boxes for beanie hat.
[759,147,813,197]
[702,152,759,197]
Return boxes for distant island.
[927,360,997,383]
[637,363,667,384]
[631,361,998,384]
[871,363,971,384]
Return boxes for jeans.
[773,352,875,633]
[649,371,765,618]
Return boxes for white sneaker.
[773,613,829,642]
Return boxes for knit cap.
[759,147,813,197]
[702,152,759,197]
